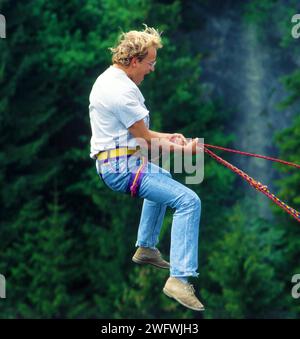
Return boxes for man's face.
[131,47,157,85]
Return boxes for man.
[89,25,204,311]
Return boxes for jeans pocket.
[101,171,131,193]
[97,159,131,193]
[97,159,117,175]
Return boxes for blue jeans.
[96,154,201,278]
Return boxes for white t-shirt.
[89,66,150,159]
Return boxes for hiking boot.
[132,247,170,269]
[163,277,205,311]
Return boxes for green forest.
[0,0,299,319]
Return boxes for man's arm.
[129,119,200,154]
[149,130,171,138]
[149,130,188,145]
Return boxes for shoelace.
[154,248,162,257]
[184,284,196,295]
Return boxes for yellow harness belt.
[97,147,138,161]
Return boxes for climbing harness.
[199,143,300,223]
[97,147,138,162]
[97,146,147,197]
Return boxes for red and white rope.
[201,143,300,223]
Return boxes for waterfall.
[189,1,298,220]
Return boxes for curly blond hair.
[109,24,163,66]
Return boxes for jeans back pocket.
[97,158,131,193]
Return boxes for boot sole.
[163,288,205,312]
[132,257,170,270]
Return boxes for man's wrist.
[149,130,171,139]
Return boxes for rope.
[200,144,300,223]
[203,143,300,169]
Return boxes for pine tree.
[202,204,285,318]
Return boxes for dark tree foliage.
[0,0,296,318]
